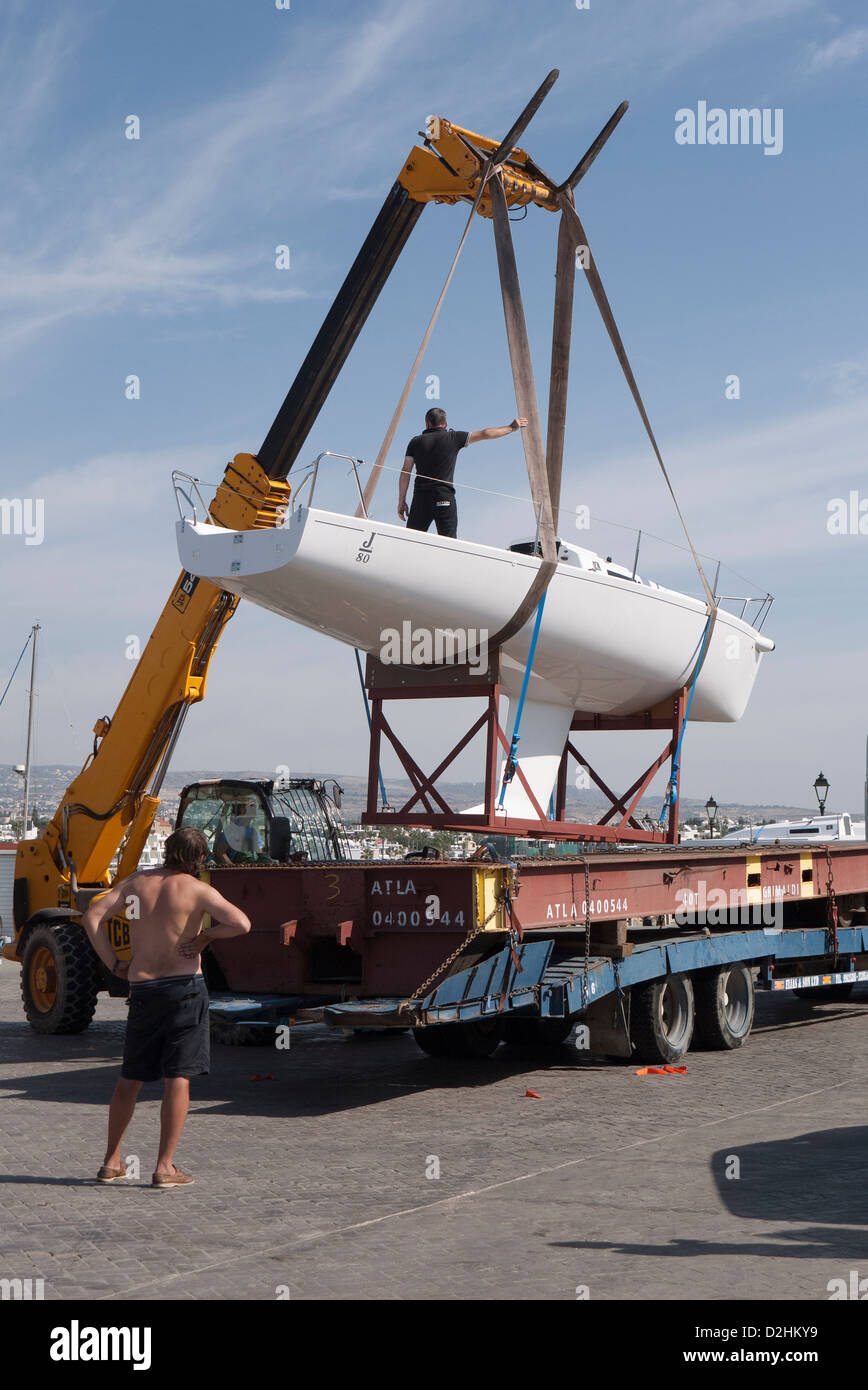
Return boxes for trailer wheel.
[792,983,854,1002]
[413,1020,501,1058]
[693,963,754,1050]
[501,1017,574,1047]
[20,922,100,1034]
[630,974,694,1064]
[832,895,865,929]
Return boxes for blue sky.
[1,0,866,812]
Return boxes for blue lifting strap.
[497,593,548,810]
[658,614,713,825]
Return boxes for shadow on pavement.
[551,1126,868,1263]
[0,1021,620,1119]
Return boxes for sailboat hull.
[177,507,773,723]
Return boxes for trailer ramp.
[321,924,868,1036]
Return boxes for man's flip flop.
[97,1165,127,1183]
[151,1166,195,1189]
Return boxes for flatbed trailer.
[202,840,868,1063]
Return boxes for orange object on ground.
[525,1089,542,1098]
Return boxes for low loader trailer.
[199,839,868,1063]
[7,774,868,1065]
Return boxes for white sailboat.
[176,506,774,818]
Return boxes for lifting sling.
[356,85,716,688]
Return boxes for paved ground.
[0,960,866,1301]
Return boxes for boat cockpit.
[508,537,659,588]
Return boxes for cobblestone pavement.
[0,961,865,1300]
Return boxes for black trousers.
[407,485,457,538]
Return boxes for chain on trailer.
[400,859,520,1010]
[824,845,839,962]
[401,852,602,1024]
[582,854,592,996]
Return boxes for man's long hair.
[164,828,208,874]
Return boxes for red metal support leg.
[484,683,501,824]
[366,698,384,815]
[555,740,569,821]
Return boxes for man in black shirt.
[398,407,527,538]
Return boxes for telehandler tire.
[20,922,99,1034]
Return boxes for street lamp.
[705,796,718,838]
[813,772,829,816]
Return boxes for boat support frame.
[361,653,687,844]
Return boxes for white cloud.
[517,0,816,98]
[803,25,868,73]
[654,0,816,77]
[0,6,84,151]
[580,394,868,574]
[803,352,868,398]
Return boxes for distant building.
[447,833,478,859]
[137,817,174,867]
[108,816,174,874]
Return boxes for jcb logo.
[108,917,130,951]
[172,572,199,613]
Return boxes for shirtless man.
[81,827,251,1188]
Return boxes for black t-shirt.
[406,427,469,491]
